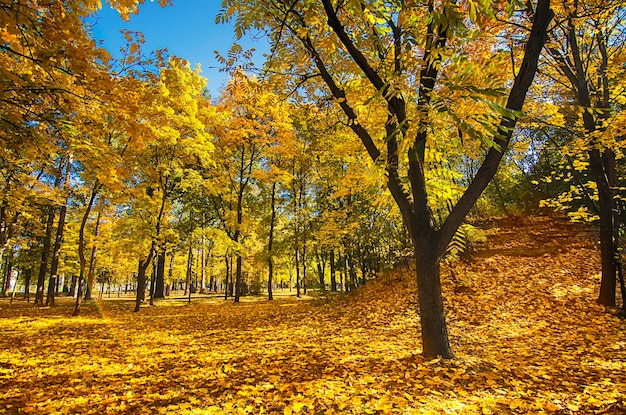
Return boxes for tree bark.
[35,163,63,305]
[84,211,101,301]
[268,182,277,300]
[35,206,55,305]
[46,153,72,306]
[149,259,156,305]
[134,185,167,312]
[224,253,229,299]
[168,254,174,296]
[591,147,617,306]
[154,251,166,298]
[185,244,193,296]
[330,249,337,292]
[200,230,206,294]
[414,235,453,359]
[73,183,101,315]
[3,249,13,297]
[24,268,32,302]
[295,242,301,298]
[134,255,153,312]
[234,254,243,301]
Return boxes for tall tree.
[222,0,553,357]
[538,0,626,306]
[211,71,291,302]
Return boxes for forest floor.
[0,216,624,414]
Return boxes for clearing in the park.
[1,218,624,414]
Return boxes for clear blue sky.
[89,1,268,96]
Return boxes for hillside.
[0,216,624,414]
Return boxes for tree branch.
[438,0,554,256]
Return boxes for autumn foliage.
[1,217,623,414]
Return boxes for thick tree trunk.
[414,241,453,359]
[154,251,165,298]
[591,147,617,306]
[134,257,152,312]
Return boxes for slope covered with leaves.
[0,217,624,414]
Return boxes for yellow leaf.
[292,401,305,413]
[509,398,524,409]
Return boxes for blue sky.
[89,1,268,96]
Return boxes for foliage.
[445,223,486,261]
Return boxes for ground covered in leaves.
[1,216,624,414]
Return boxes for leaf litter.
[0,216,624,414]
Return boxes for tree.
[211,71,291,302]
[129,57,213,311]
[221,0,553,357]
[536,0,626,307]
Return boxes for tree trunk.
[234,254,242,302]
[35,207,55,305]
[168,254,174,296]
[134,256,153,312]
[339,252,344,292]
[149,259,156,306]
[134,185,166,313]
[224,253,229,299]
[295,243,301,298]
[268,182,277,301]
[154,251,165,298]
[592,147,617,306]
[47,153,72,307]
[302,237,307,295]
[200,230,206,294]
[414,240,453,359]
[72,274,84,316]
[330,249,337,292]
[233,192,244,303]
[317,251,326,291]
[3,250,13,297]
[69,275,77,297]
[24,268,32,302]
[185,244,193,296]
[84,211,101,301]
